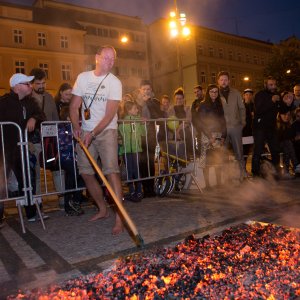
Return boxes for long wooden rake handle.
[77,138,144,247]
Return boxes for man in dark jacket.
[251,76,281,177]
[0,73,45,222]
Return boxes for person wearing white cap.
[0,73,46,223]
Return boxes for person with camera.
[251,76,281,177]
[70,45,123,235]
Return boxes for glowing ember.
[7,223,300,299]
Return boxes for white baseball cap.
[9,73,35,88]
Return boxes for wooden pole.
[77,138,144,247]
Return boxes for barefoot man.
[70,45,123,235]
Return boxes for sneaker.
[123,193,135,201]
[134,192,144,201]
[128,192,143,203]
[295,164,300,174]
[68,199,83,214]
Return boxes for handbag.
[39,137,59,171]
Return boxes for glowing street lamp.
[120,35,129,44]
[168,3,191,87]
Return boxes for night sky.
[2,0,300,43]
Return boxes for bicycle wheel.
[175,173,186,192]
[166,175,176,195]
[154,176,171,197]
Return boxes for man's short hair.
[194,85,202,90]
[264,76,276,85]
[96,45,116,57]
[217,71,230,79]
[29,68,46,81]
[140,80,152,87]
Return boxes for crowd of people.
[0,44,300,234]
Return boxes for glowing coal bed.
[9,222,300,300]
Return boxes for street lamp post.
[169,2,190,88]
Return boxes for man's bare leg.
[107,173,124,235]
[81,174,109,221]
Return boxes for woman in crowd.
[196,84,227,189]
[54,83,73,120]
[54,83,84,216]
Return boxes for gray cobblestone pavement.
[0,178,300,298]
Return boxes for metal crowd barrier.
[0,119,203,232]
[118,118,203,195]
[0,122,29,233]
[38,121,83,197]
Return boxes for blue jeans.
[124,153,142,194]
[61,160,83,211]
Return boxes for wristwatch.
[90,130,96,140]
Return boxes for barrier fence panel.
[1,119,202,233]
[0,122,29,233]
[118,118,203,196]
[36,121,84,198]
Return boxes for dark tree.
[263,46,300,91]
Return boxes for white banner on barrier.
[242,136,254,145]
[41,125,57,137]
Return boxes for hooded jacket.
[118,115,145,154]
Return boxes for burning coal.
[8,222,300,299]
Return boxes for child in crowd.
[118,101,145,202]
[276,106,300,178]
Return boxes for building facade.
[149,19,274,105]
[0,0,149,95]
[1,1,296,104]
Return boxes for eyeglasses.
[209,90,218,94]
[19,82,31,86]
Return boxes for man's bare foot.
[89,211,109,222]
[112,223,124,235]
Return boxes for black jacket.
[196,99,227,139]
[253,89,280,130]
[0,90,45,157]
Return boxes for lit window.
[61,64,71,80]
[201,71,206,83]
[219,49,223,58]
[38,32,46,46]
[231,75,236,86]
[39,63,49,79]
[15,60,25,73]
[60,36,68,48]
[13,29,23,44]
[211,72,216,84]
